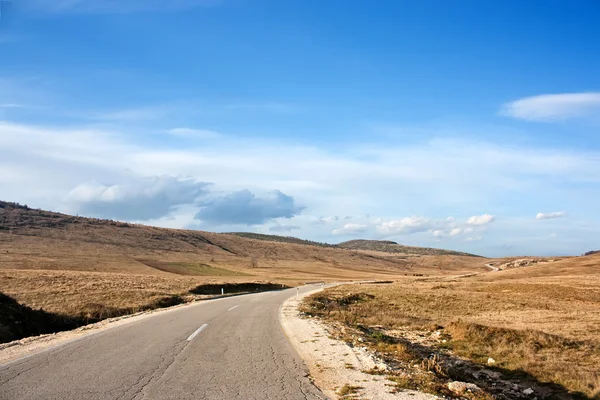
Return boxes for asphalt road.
[0,286,326,400]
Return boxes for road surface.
[0,286,326,400]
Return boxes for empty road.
[0,286,326,400]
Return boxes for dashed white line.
[227,305,239,312]
[186,324,208,341]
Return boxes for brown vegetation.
[337,239,482,257]
[302,254,600,398]
[0,201,486,343]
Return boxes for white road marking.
[227,305,239,311]
[186,324,208,341]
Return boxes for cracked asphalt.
[0,286,326,400]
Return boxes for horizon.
[0,200,578,258]
[1,1,599,257]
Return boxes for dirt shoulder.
[280,288,438,400]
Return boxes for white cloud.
[431,229,445,238]
[332,223,368,235]
[467,214,495,226]
[66,175,209,221]
[465,236,482,242]
[450,228,462,236]
[376,217,433,235]
[376,215,493,240]
[536,211,567,220]
[501,92,600,122]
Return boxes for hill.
[226,232,334,248]
[0,201,491,342]
[337,239,482,257]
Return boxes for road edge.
[279,286,439,400]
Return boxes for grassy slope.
[0,201,489,343]
[227,232,334,247]
[337,239,483,257]
[303,254,600,398]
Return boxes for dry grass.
[0,269,202,318]
[337,384,362,398]
[0,268,287,342]
[0,202,486,345]
[302,254,600,398]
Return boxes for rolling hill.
[0,201,488,342]
[337,239,482,257]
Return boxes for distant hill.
[337,239,483,257]
[228,233,482,257]
[584,250,600,256]
[0,200,438,279]
[227,232,334,248]
[0,200,483,279]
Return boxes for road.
[484,263,499,272]
[0,286,326,400]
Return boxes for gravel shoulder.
[280,288,438,400]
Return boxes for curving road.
[0,286,326,400]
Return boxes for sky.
[1,0,599,257]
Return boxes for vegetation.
[0,269,289,343]
[0,200,484,344]
[337,239,483,257]
[227,232,334,247]
[302,257,600,398]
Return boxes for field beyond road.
[302,254,600,399]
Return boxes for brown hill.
[337,239,482,257]
[0,201,489,340]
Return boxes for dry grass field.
[302,254,600,399]
[0,201,487,343]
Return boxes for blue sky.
[1,0,600,257]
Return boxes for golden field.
[0,201,485,342]
[303,254,600,399]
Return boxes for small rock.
[523,388,534,395]
[487,357,496,365]
[447,381,481,394]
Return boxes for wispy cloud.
[536,211,567,220]
[466,213,495,226]
[375,214,494,240]
[1,119,599,255]
[332,223,368,235]
[376,217,433,235]
[501,92,600,122]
